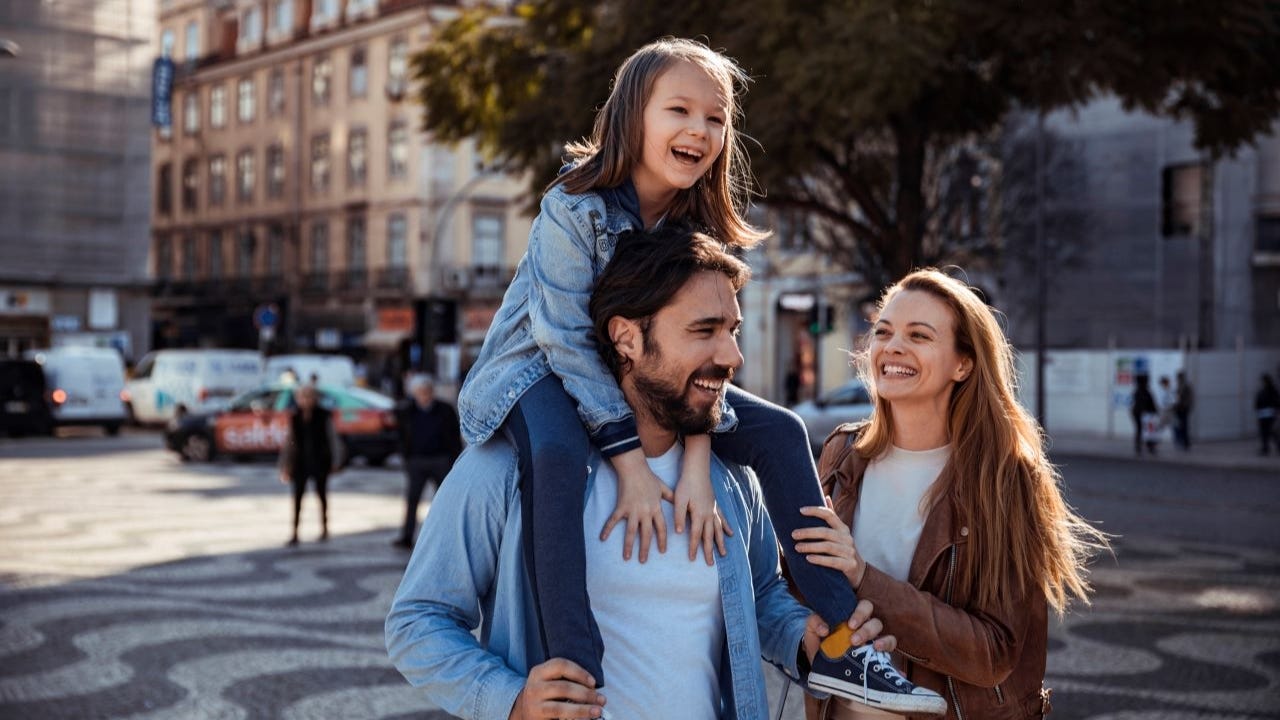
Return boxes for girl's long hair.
[551,38,766,249]
[854,269,1109,615]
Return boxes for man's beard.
[631,341,731,436]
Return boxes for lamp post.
[1034,112,1047,429]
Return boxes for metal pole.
[1035,113,1047,429]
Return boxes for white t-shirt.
[584,442,724,719]
[836,444,950,720]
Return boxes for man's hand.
[673,434,732,565]
[507,658,606,720]
[600,448,672,563]
[801,599,896,664]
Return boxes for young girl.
[456,38,940,714]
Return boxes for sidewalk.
[1047,431,1280,472]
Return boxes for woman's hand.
[793,495,867,589]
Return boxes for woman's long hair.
[550,37,766,249]
[854,269,1108,615]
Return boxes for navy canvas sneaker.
[808,643,947,715]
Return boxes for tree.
[413,0,1280,288]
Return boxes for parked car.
[164,382,399,465]
[263,354,356,387]
[125,349,264,425]
[26,346,128,435]
[0,359,54,437]
[791,378,875,454]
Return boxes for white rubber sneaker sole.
[808,673,948,715]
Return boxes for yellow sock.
[819,621,854,659]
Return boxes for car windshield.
[326,385,393,409]
[824,382,870,405]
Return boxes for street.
[1,432,1278,719]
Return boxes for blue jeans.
[508,377,859,687]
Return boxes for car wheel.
[105,423,121,437]
[181,433,214,462]
[365,453,389,467]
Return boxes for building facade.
[0,0,156,361]
[150,0,530,393]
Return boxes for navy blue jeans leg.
[505,374,604,685]
[710,385,858,627]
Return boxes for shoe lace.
[859,645,909,698]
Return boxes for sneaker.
[808,643,947,715]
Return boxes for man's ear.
[609,316,642,363]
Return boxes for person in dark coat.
[392,374,461,550]
[1173,371,1194,450]
[1256,374,1280,456]
[279,384,341,545]
[1131,374,1158,456]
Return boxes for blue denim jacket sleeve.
[739,465,812,683]
[384,444,526,720]
[525,191,637,448]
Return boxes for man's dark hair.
[589,224,750,378]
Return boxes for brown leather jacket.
[803,424,1053,720]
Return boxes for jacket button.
[960,526,969,537]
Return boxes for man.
[1174,370,1194,450]
[386,229,897,720]
[392,374,461,550]
[278,384,340,546]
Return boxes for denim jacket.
[456,182,735,453]
[385,438,812,720]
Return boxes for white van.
[125,349,264,424]
[25,347,128,434]
[263,354,356,387]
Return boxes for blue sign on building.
[151,57,174,128]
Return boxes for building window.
[267,144,285,199]
[345,0,375,19]
[310,221,329,270]
[1161,163,1204,238]
[208,154,226,207]
[270,0,293,36]
[312,54,331,106]
[184,21,200,62]
[267,225,284,275]
[472,212,504,267]
[311,133,330,193]
[387,213,407,268]
[156,236,172,279]
[311,0,337,27]
[208,231,223,278]
[209,84,226,128]
[156,163,172,215]
[349,46,367,99]
[237,77,255,123]
[347,216,366,269]
[388,36,408,85]
[183,235,198,278]
[182,92,200,135]
[236,149,255,203]
[347,127,367,187]
[181,158,199,212]
[237,229,256,276]
[1258,216,1280,254]
[160,29,175,58]
[268,68,285,116]
[239,6,262,49]
[388,120,409,180]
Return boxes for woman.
[793,269,1108,720]
[1256,373,1279,456]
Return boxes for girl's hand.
[793,495,867,589]
[600,450,672,563]
[673,473,733,565]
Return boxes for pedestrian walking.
[278,384,341,546]
[1174,371,1194,450]
[392,375,461,550]
[1131,374,1158,456]
[1255,374,1279,456]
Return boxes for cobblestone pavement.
[2,434,1278,719]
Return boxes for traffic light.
[808,304,835,335]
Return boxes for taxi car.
[164,382,398,465]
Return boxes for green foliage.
[413,0,1280,286]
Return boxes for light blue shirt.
[385,437,812,720]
